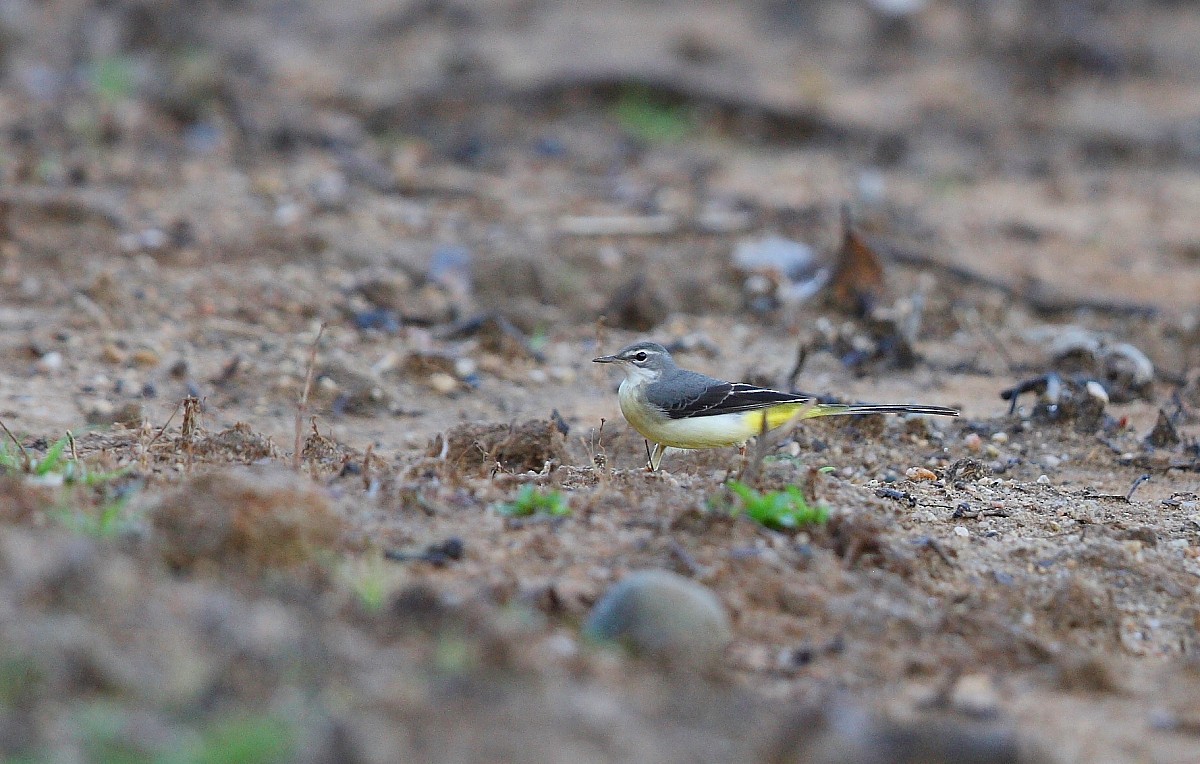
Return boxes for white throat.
[618,364,660,391]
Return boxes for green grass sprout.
[1,434,132,487]
[498,485,570,518]
[91,55,138,103]
[726,480,828,531]
[182,714,295,764]
[346,549,390,613]
[53,489,138,539]
[613,85,694,143]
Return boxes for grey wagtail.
[593,341,959,471]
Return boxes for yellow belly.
[618,386,806,449]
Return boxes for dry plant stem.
[966,309,1016,373]
[738,415,772,486]
[1126,473,1151,502]
[786,342,809,391]
[145,398,184,451]
[0,417,30,470]
[738,401,815,485]
[294,323,326,471]
[67,431,78,462]
[181,396,201,472]
[362,444,373,491]
[593,316,609,360]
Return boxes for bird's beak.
[592,354,618,364]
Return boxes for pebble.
[1105,343,1154,387]
[583,570,731,668]
[963,433,983,452]
[87,401,144,427]
[100,343,127,364]
[950,672,1000,718]
[733,235,816,280]
[427,372,459,395]
[991,432,1009,444]
[1042,455,1061,469]
[274,201,304,226]
[1037,474,1051,484]
[311,171,349,210]
[453,357,477,379]
[1084,380,1110,405]
[906,466,938,482]
[541,632,578,660]
[131,348,160,367]
[953,526,970,538]
[35,351,64,373]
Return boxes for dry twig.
[294,323,327,471]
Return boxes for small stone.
[905,466,937,482]
[953,525,970,538]
[963,433,983,452]
[317,376,339,396]
[428,372,459,395]
[85,400,115,423]
[85,400,147,428]
[100,343,127,364]
[1042,454,1061,469]
[1084,380,1110,405]
[274,201,304,227]
[35,351,64,373]
[1037,474,1051,484]
[131,348,160,367]
[991,432,1009,444]
[311,171,349,210]
[583,570,731,668]
[453,357,477,379]
[950,672,1000,718]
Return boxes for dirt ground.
[2,1,1200,762]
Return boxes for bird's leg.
[644,440,653,471]
[648,443,667,472]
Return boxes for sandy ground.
[1,1,1200,762]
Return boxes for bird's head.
[592,341,675,384]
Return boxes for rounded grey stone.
[583,570,731,667]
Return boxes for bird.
[593,340,959,471]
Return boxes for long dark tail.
[805,403,959,419]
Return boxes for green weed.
[179,715,295,764]
[726,480,828,531]
[91,55,138,103]
[75,704,295,764]
[613,85,694,143]
[1,435,131,487]
[52,491,138,539]
[498,485,570,518]
[0,654,42,708]
[345,549,391,613]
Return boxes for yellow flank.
[618,383,826,449]
[762,402,807,429]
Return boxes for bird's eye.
[633,351,648,362]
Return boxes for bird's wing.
[646,370,807,420]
